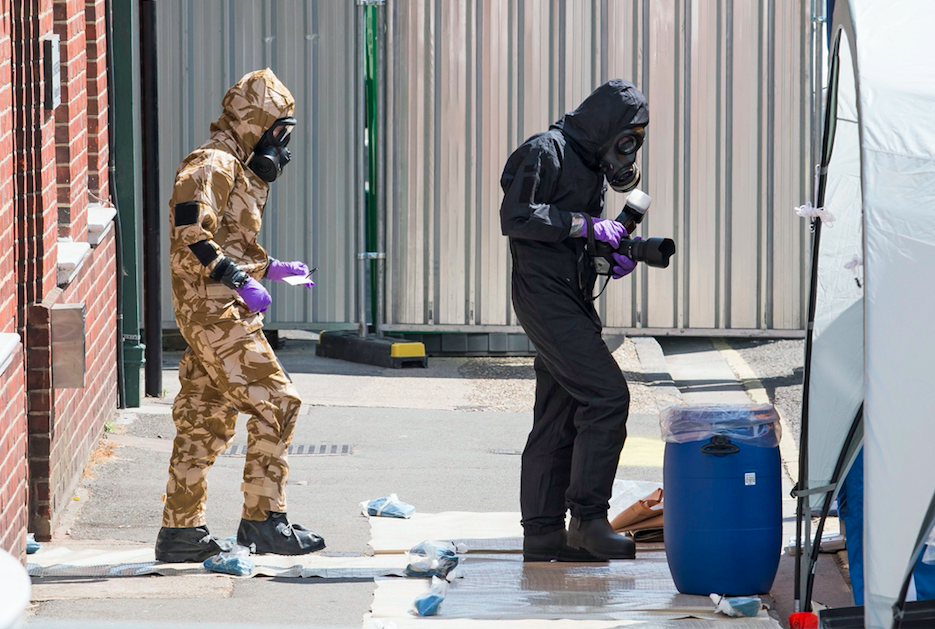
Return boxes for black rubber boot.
[566,517,636,560]
[523,528,606,563]
[237,512,325,555]
[155,526,233,563]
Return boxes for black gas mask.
[596,126,644,193]
[247,116,296,183]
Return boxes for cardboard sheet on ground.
[608,480,664,522]
[367,512,523,554]
[365,555,779,628]
[27,545,409,579]
[611,488,664,533]
[366,481,661,553]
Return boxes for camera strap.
[585,214,597,252]
[583,217,611,301]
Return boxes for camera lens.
[620,237,676,268]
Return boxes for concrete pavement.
[24,335,849,628]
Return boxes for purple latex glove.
[236,277,272,313]
[612,252,637,279]
[589,217,627,249]
[267,259,314,287]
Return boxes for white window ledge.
[0,333,21,375]
[87,203,118,247]
[57,239,91,287]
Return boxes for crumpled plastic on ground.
[405,540,467,579]
[412,576,449,616]
[661,404,781,448]
[203,543,254,577]
[360,494,416,519]
[26,533,41,554]
[710,593,763,617]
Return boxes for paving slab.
[658,337,751,405]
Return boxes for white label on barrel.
[745,472,756,486]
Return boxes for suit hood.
[551,79,649,169]
[210,68,295,162]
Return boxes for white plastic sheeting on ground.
[26,544,411,579]
[828,1,935,627]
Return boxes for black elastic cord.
[592,276,612,301]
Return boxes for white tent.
[800,1,935,627]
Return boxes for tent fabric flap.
[835,1,935,627]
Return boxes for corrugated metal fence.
[156,0,358,328]
[385,0,815,333]
[157,0,815,334]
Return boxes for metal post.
[375,3,386,337]
[139,0,162,395]
[110,0,145,407]
[356,1,368,337]
[105,0,125,408]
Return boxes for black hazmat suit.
[500,80,650,535]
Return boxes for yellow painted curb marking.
[619,436,665,468]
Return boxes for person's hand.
[235,277,272,312]
[590,218,627,249]
[267,259,314,288]
[611,252,637,279]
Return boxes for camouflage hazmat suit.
[162,69,300,528]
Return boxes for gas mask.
[596,126,644,193]
[247,116,296,183]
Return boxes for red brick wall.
[53,0,88,240]
[48,231,116,523]
[13,0,59,314]
[0,0,26,564]
[4,0,118,546]
[0,0,15,335]
[83,0,107,200]
[0,350,27,562]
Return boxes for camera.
[587,190,676,274]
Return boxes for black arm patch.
[518,176,536,204]
[174,201,200,226]
[188,240,219,267]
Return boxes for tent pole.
[803,406,863,610]
[796,30,843,613]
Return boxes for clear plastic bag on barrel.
[661,404,781,447]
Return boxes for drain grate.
[221,444,353,457]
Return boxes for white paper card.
[282,274,313,286]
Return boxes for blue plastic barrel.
[662,405,782,596]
